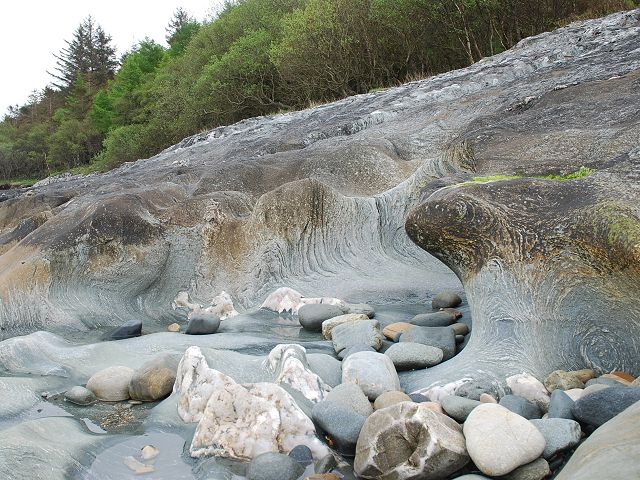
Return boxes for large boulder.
[311,400,366,456]
[354,401,469,479]
[572,386,640,428]
[331,319,383,353]
[86,365,135,402]
[529,418,582,459]
[128,353,178,402]
[325,383,373,417]
[342,351,400,401]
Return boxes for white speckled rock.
[342,351,400,401]
[355,402,469,479]
[190,381,329,460]
[260,287,345,314]
[86,366,135,402]
[173,346,235,423]
[506,373,550,411]
[463,404,546,476]
[264,344,330,403]
[322,314,369,340]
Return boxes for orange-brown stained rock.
[610,371,635,382]
[382,322,414,341]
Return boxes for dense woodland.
[1,0,637,184]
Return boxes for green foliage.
[541,166,594,180]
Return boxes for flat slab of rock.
[530,418,581,459]
[86,366,135,401]
[399,326,456,360]
[342,351,400,401]
[298,304,345,332]
[572,386,640,428]
[331,320,383,354]
[110,320,142,340]
[384,342,443,370]
[463,403,546,476]
[129,353,178,402]
[322,313,369,340]
[354,402,469,479]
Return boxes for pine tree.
[165,7,195,45]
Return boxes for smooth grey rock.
[451,322,469,335]
[246,452,304,480]
[548,389,575,420]
[299,304,345,332]
[346,303,375,318]
[110,319,142,340]
[315,454,339,474]
[410,311,457,327]
[86,365,135,401]
[464,404,546,477]
[556,400,640,480]
[307,354,342,387]
[409,393,428,403]
[384,342,443,370]
[64,386,96,406]
[399,326,456,360]
[322,313,369,340]
[325,383,373,418]
[530,418,582,459]
[501,457,550,480]
[585,377,629,388]
[331,320,383,354]
[354,402,469,479]
[288,445,313,467]
[572,387,640,428]
[312,400,366,456]
[373,391,412,410]
[342,351,400,401]
[432,291,462,309]
[441,395,482,422]
[338,343,376,360]
[185,312,220,335]
[128,353,178,401]
[499,394,543,419]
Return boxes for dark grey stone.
[410,311,457,327]
[185,313,220,335]
[298,304,345,332]
[409,393,429,403]
[530,418,582,459]
[455,334,465,344]
[572,387,640,428]
[246,452,304,480]
[399,326,456,360]
[315,453,338,474]
[325,382,373,417]
[499,394,543,419]
[311,400,366,456]
[338,343,376,360]
[432,291,462,309]
[110,319,142,340]
[548,389,575,420]
[307,353,342,387]
[288,445,313,467]
[64,386,97,406]
[441,395,481,422]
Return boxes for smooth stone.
[342,351,400,401]
[307,354,342,388]
[289,445,314,467]
[123,456,154,474]
[337,344,375,360]
[167,323,180,332]
[64,386,97,406]
[564,388,585,401]
[547,389,575,419]
[455,334,465,344]
[572,386,640,428]
[441,395,482,422]
[110,320,142,340]
[382,322,413,341]
[632,377,640,387]
[399,326,456,360]
[410,311,458,327]
[464,404,546,476]
[500,457,550,480]
[322,314,369,340]
[325,383,373,418]
[456,380,504,401]
[544,370,586,392]
[331,320,383,353]
[246,452,305,480]
[298,304,345,332]
[506,373,550,411]
[129,353,178,402]
[499,394,542,419]
[346,303,375,318]
[141,445,159,460]
[311,400,366,456]
[581,383,609,399]
[384,342,443,371]
[585,377,629,388]
[373,391,412,410]
[555,401,640,480]
[480,393,497,403]
[450,323,470,335]
[409,393,428,403]
[422,401,445,414]
[354,402,469,479]
[600,373,633,385]
[185,312,220,335]
[86,366,135,402]
[432,291,462,309]
[530,418,582,459]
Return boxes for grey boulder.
[185,312,220,335]
[246,452,304,480]
[399,326,456,360]
[530,418,582,459]
[342,351,400,401]
[548,389,575,420]
[432,291,462,309]
[499,394,543,419]
[441,395,482,422]
[110,319,142,340]
[572,387,640,428]
[298,304,345,332]
[86,366,135,402]
[325,383,373,418]
[331,320,383,354]
[311,400,366,456]
[384,342,443,370]
[410,311,458,327]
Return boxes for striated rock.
[556,400,640,480]
[261,288,345,315]
[441,395,482,422]
[382,322,414,341]
[325,383,373,418]
[432,291,462,309]
[463,404,546,476]
[499,395,542,419]
[384,342,443,370]
[373,391,412,410]
[299,304,346,332]
[312,400,366,456]
[110,320,142,340]
[322,313,369,340]
[342,351,400,401]
[246,452,305,480]
[64,386,97,406]
[399,326,456,360]
[529,418,581,459]
[331,319,383,353]
[129,353,178,402]
[572,386,640,428]
[86,366,135,402]
[354,402,469,479]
